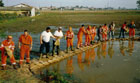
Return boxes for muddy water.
[39,40,140,83]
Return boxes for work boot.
[66,47,69,53]
[13,65,17,69]
[2,66,6,70]
[26,62,30,64]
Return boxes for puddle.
[37,41,140,83]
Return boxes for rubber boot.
[2,66,6,70]
[13,65,17,69]
[71,46,74,51]
[66,47,69,53]
[39,53,43,60]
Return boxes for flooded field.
[38,40,140,83]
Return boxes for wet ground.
[38,40,140,83]
[0,27,140,83]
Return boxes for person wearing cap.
[18,30,32,66]
[0,35,17,70]
[40,27,55,58]
[77,25,86,49]
[52,27,63,56]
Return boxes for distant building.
[0,3,36,17]
[74,8,90,11]
[40,7,51,11]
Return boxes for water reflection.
[101,42,107,59]
[40,40,138,82]
[108,41,114,59]
[119,41,127,56]
[77,52,84,71]
[119,40,135,56]
[66,57,74,75]
[128,40,134,56]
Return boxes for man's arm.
[18,41,21,49]
[40,35,43,44]
[30,37,33,50]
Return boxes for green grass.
[0,10,140,33]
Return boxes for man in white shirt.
[40,27,55,58]
[52,27,63,56]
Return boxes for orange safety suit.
[102,26,108,41]
[19,34,32,64]
[91,27,96,41]
[65,31,74,47]
[77,27,85,47]
[85,27,91,46]
[0,40,16,66]
[128,23,136,38]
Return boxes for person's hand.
[65,36,67,40]
[40,41,43,44]
[30,47,32,50]
[18,45,21,49]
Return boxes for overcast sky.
[3,0,138,8]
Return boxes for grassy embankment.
[0,10,140,33]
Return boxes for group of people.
[0,21,136,70]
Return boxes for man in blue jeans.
[40,27,55,58]
[119,22,127,38]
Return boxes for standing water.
[38,40,140,83]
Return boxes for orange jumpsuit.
[102,26,108,41]
[77,27,85,47]
[65,31,74,47]
[91,28,96,41]
[0,40,16,66]
[128,24,136,38]
[19,34,32,64]
[85,27,91,46]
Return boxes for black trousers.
[52,40,60,56]
[40,41,50,54]
[119,28,125,38]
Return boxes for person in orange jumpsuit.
[91,25,96,44]
[77,25,86,49]
[65,27,74,53]
[85,25,92,46]
[102,24,108,41]
[128,21,136,38]
[18,30,32,66]
[0,36,16,70]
